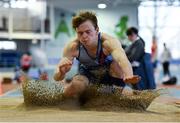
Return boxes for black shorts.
[79,65,125,87]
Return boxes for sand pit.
[0,96,180,122]
[1,77,179,122]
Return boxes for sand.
[0,96,180,122]
[1,77,179,122]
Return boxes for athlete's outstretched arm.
[102,33,140,84]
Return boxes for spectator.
[151,36,158,70]
[125,27,156,90]
[20,52,32,73]
[161,43,172,80]
[125,27,145,63]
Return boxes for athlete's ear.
[96,26,99,33]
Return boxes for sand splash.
[22,78,161,112]
[79,85,161,112]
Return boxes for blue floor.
[168,88,180,99]
[0,88,23,98]
[156,64,180,85]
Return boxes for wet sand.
[0,97,180,122]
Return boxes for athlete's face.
[76,20,99,47]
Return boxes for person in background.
[161,43,172,81]
[125,27,156,90]
[39,68,48,81]
[14,66,23,83]
[53,11,140,97]
[125,27,145,64]
[20,52,32,73]
[151,36,158,71]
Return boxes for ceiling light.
[32,39,38,44]
[98,3,107,9]
[0,41,17,50]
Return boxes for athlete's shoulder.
[63,38,79,57]
[101,32,116,41]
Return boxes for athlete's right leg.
[63,75,89,97]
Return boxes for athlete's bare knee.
[63,75,89,97]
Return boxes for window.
[138,1,180,59]
[0,41,17,50]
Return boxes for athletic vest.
[76,33,113,70]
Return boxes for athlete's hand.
[123,75,141,84]
[58,57,73,75]
[40,72,48,80]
